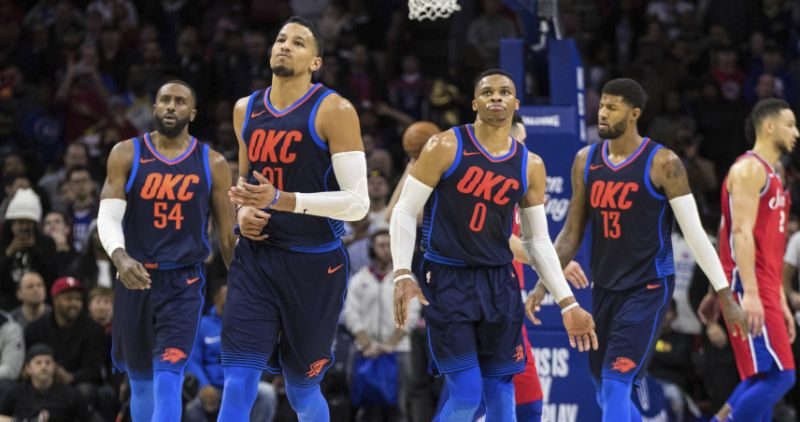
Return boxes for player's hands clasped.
[237,206,270,241]
[561,305,599,352]
[741,292,765,336]
[393,275,429,329]
[524,282,547,325]
[229,171,277,209]
[111,250,151,290]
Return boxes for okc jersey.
[123,133,211,269]
[584,138,674,290]
[240,83,345,251]
[421,124,527,266]
[719,151,794,377]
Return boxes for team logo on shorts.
[514,345,525,362]
[161,347,188,364]
[610,356,637,374]
[306,358,330,378]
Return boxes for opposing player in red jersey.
[709,99,798,422]
[507,116,590,421]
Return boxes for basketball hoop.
[408,0,460,21]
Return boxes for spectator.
[387,54,431,120]
[466,0,518,68]
[86,0,138,29]
[0,308,23,400]
[744,43,796,106]
[24,277,106,414]
[0,153,27,182]
[0,343,91,422]
[0,173,33,225]
[244,29,271,91]
[710,46,745,102]
[119,64,155,134]
[185,284,277,422]
[343,229,418,422]
[0,188,56,310]
[345,43,381,108]
[367,170,390,230]
[55,44,110,144]
[174,26,207,102]
[69,223,115,289]
[97,24,130,93]
[10,271,50,330]
[64,166,98,253]
[86,286,119,420]
[645,0,695,27]
[209,26,251,102]
[346,215,374,274]
[87,286,112,330]
[38,142,90,216]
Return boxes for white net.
[408,0,461,21]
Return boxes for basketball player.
[391,69,597,422]
[97,80,235,421]
[710,98,797,422]
[545,78,748,421]
[508,114,589,421]
[220,17,369,422]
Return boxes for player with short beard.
[534,78,748,421]
[97,80,235,422]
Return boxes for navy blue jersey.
[240,83,345,252]
[584,138,674,290]
[421,124,527,266]
[124,134,212,269]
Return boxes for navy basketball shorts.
[590,275,675,384]
[221,238,349,387]
[112,263,206,380]
[419,260,526,377]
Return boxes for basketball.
[402,121,440,159]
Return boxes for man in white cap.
[0,189,55,311]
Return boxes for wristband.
[560,302,579,315]
[264,189,280,210]
[393,274,415,284]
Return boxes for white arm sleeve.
[293,151,370,221]
[519,205,574,303]
[97,198,127,257]
[390,176,433,272]
[670,194,729,291]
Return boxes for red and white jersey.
[719,151,794,378]
[719,151,787,297]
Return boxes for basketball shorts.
[590,276,674,383]
[728,288,795,379]
[420,260,526,377]
[221,238,348,387]
[111,263,206,379]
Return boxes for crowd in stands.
[1,0,800,420]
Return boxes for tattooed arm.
[553,146,592,266]
[651,148,749,338]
